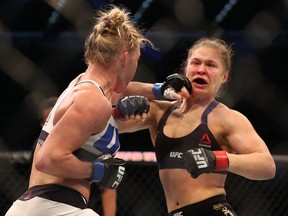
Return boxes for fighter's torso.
[30,76,120,200]
[38,79,120,161]
[155,100,223,169]
[154,100,227,212]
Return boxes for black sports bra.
[155,100,223,169]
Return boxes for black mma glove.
[152,73,192,100]
[89,154,126,189]
[113,95,150,119]
[184,147,229,178]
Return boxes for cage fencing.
[0,152,287,216]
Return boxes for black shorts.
[5,184,99,216]
[168,194,238,216]
[19,184,88,209]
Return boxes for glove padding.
[153,73,192,100]
[113,95,150,119]
[89,154,126,189]
[184,148,229,178]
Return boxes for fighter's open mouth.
[193,78,207,84]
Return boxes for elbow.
[34,153,57,174]
[261,158,276,180]
[258,153,276,180]
[34,155,49,173]
[266,161,276,179]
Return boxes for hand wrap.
[152,73,192,100]
[113,95,150,119]
[89,154,126,189]
[184,148,229,178]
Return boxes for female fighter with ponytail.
[5,5,152,216]
[117,37,276,216]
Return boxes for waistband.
[168,194,232,215]
[19,184,88,209]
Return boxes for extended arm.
[124,73,192,100]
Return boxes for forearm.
[35,151,92,180]
[102,188,117,216]
[124,73,192,100]
[227,152,276,180]
[124,82,155,99]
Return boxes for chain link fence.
[0,152,287,216]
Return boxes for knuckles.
[118,96,150,116]
[162,73,192,94]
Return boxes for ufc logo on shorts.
[112,166,125,188]
[173,211,183,216]
[170,152,183,158]
[191,149,208,169]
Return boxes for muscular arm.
[35,91,111,180]
[117,77,190,102]
[111,82,154,106]
[124,82,156,99]
[222,109,276,180]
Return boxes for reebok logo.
[199,133,211,147]
[112,166,125,188]
[173,211,183,216]
[169,152,183,158]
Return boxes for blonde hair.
[187,37,233,73]
[84,5,152,66]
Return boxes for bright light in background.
[45,0,93,34]
[134,0,154,22]
[214,0,237,23]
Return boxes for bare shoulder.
[212,102,253,132]
[150,100,176,119]
[72,89,112,128]
[79,90,110,108]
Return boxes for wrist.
[152,83,163,99]
[214,150,229,171]
[89,161,105,182]
[113,107,123,119]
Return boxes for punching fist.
[113,95,150,119]
[89,154,126,189]
[152,73,192,100]
[184,148,229,178]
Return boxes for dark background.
[0,0,287,153]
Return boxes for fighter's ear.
[119,51,129,67]
[221,71,229,84]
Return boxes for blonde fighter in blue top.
[5,5,152,216]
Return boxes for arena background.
[0,0,288,215]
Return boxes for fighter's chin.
[114,88,124,94]
[114,84,128,94]
[191,88,208,97]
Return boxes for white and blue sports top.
[38,74,120,161]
